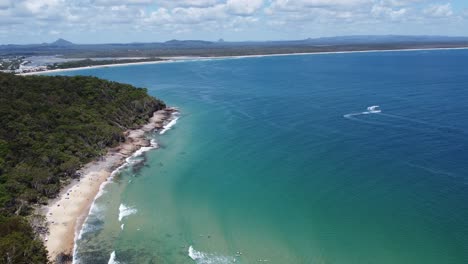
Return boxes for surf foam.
[73,112,177,263]
[118,204,137,222]
[188,246,236,264]
[108,251,120,264]
[72,138,158,263]
[160,112,180,135]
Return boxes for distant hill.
[300,35,468,45]
[164,39,214,46]
[50,38,74,46]
[0,35,467,57]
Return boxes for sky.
[0,0,467,44]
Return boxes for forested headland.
[0,72,165,263]
[47,58,165,70]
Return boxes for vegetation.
[47,57,164,70]
[0,72,165,263]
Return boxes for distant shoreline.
[19,46,468,76]
[43,107,178,262]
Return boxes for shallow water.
[51,50,468,263]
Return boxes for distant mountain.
[1,35,467,57]
[300,35,468,45]
[50,38,74,46]
[164,39,213,46]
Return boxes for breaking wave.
[107,251,120,264]
[188,246,236,264]
[118,204,137,222]
[73,138,159,263]
[160,112,180,135]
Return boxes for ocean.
[50,49,468,263]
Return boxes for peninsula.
[0,72,173,263]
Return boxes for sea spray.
[188,246,236,264]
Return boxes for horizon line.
[3,34,468,46]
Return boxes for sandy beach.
[42,107,177,262]
[18,46,468,76]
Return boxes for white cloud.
[371,3,408,20]
[226,0,263,15]
[423,3,453,17]
[0,0,12,9]
[268,0,372,12]
[171,4,226,24]
[93,0,154,6]
[157,0,220,8]
[0,0,467,44]
[19,0,64,14]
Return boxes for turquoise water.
[53,50,468,263]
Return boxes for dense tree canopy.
[0,72,165,263]
[47,58,164,70]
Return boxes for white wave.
[73,140,158,263]
[75,202,105,241]
[120,224,125,230]
[160,113,180,135]
[73,127,160,263]
[131,139,158,159]
[108,251,120,264]
[118,204,137,222]
[188,246,236,264]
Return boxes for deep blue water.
[52,50,468,263]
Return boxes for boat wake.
[344,105,467,136]
[344,105,381,119]
[188,246,236,264]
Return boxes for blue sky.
[0,0,467,44]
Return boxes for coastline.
[42,107,178,262]
[18,46,468,76]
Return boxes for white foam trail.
[344,107,468,135]
[120,224,124,230]
[108,251,120,264]
[188,246,236,264]
[159,111,180,135]
[160,116,179,135]
[118,204,137,222]
[131,139,158,161]
[344,105,381,119]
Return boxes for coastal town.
[0,56,49,74]
[0,55,168,74]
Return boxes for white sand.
[18,46,468,76]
